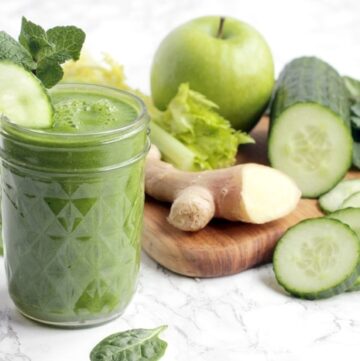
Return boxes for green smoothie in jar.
[1,82,149,327]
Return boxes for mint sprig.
[0,31,36,70]
[0,17,85,88]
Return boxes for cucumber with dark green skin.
[269,57,353,198]
[273,217,360,300]
[327,207,360,292]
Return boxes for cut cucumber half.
[0,61,53,128]
[273,218,360,299]
[341,191,360,209]
[269,57,352,198]
[327,207,360,292]
[319,179,360,213]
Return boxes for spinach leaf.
[90,326,168,361]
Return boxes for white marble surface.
[1,0,360,360]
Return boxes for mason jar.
[0,84,150,327]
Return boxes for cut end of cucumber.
[269,103,352,198]
[273,218,360,299]
[0,62,53,128]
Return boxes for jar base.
[16,307,124,329]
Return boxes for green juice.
[1,84,149,326]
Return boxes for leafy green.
[350,103,360,169]
[344,76,360,104]
[19,17,49,60]
[343,76,360,169]
[352,103,360,118]
[0,31,36,70]
[90,326,168,361]
[151,83,254,171]
[351,104,360,141]
[0,17,85,88]
[18,17,85,87]
[36,57,64,88]
[46,26,85,61]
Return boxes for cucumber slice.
[269,57,352,198]
[341,191,360,209]
[327,207,360,292]
[273,218,360,299]
[328,207,360,239]
[319,179,360,213]
[0,62,53,128]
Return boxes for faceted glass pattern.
[2,161,144,326]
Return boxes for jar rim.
[0,83,148,139]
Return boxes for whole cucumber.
[269,56,352,198]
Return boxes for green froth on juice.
[51,89,138,133]
[1,84,149,326]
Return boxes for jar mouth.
[0,83,148,139]
[0,83,150,174]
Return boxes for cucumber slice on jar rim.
[273,218,360,299]
[0,61,53,128]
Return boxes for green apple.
[151,16,275,131]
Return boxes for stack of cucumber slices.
[274,179,360,299]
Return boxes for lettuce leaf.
[151,83,254,171]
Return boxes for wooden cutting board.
[142,117,360,278]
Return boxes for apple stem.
[216,17,225,38]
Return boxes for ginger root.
[145,145,301,231]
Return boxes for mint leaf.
[46,26,85,61]
[35,25,85,87]
[36,57,63,88]
[0,18,85,88]
[19,17,51,61]
[0,31,36,70]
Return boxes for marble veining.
[1,0,360,360]
[0,309,31,361]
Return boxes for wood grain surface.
[142,117,360,278]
